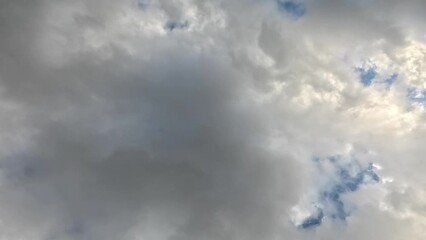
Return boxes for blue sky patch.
[277,0,306,18]
[297,156,380,229]
[300,208,324,229]
[357,67,377,86]
[164,21,189,32]
[320,162,379,221]
[407,88,426,105]
[384,73,398,87]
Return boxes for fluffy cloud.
[0,0,425,239]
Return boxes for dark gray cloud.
[0,2,305,239]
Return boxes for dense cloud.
[0,0,425,239]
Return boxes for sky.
[0,0,426,239]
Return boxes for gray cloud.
[0,0,425,239]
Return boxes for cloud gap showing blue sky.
[277,0,306,19]
[164,20,189,32]
[407,88,426,105]
[297,156,380,230]
[356,67,377,86]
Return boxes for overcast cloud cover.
[0,0,426,239]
